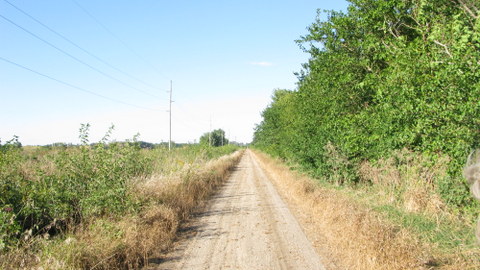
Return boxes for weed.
[0,126,242,269]
[253,150,480,269]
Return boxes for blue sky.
[0,0,348,145]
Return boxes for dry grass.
[358,149,450,216]
[358,149,449,218]
[55,204,179,269]
[135,151,244,221]
[77,150,243,269]
[6,150,243,270]
[464,150,480,244]
[356,149,479,269]
[251,150,477,270]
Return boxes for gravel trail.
[154,150,325,270]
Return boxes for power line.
[0,13,165,100]
[0,56,161,111]
[2,0,165,96]
[173,103,210,125]
[71,0,169,80]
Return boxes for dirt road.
[153,150,325,270]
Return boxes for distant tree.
[138,141,155,149]
[200,129,229,147]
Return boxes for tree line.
[253,0,479,210]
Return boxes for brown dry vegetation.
[252,150,480,270]
[2,150,243,270]
[358,149,450,217]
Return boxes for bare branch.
[433,40,453,58]
[456,0,479,19]
[388,26,400,39]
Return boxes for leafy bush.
[0,124,240,252]
[253,0,480,213]
[0,125,150,250]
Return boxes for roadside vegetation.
[253,0,480,268]
[0,124,241,269]
[253,150,479,269]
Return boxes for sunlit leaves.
[253,0,480,208]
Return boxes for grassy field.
[0,135,242,269]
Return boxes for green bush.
[253,0,480,212]
[0,125,239,251]
[0,125,151,250]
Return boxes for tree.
[200,129,229,147]
[253,0,480,205]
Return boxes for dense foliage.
[0,125,238,251]
[253,0,480,210]
[200,129,229,147]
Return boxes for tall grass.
[0,126,241,269]
[253,150,480,269]
[1,131,151,250]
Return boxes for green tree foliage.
[200,129,229,147]
[253,0,480,208]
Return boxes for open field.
[0,137,242,269]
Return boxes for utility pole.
[169,80,172,151]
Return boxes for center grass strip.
[37,150,244,269]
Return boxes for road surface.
[153,150,325,270]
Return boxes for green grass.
[371,204,476,250]
[309,176,480,267]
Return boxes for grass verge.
[252,150,480,270]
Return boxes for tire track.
[153,150,325,270]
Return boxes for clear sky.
[0,0,348,145]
